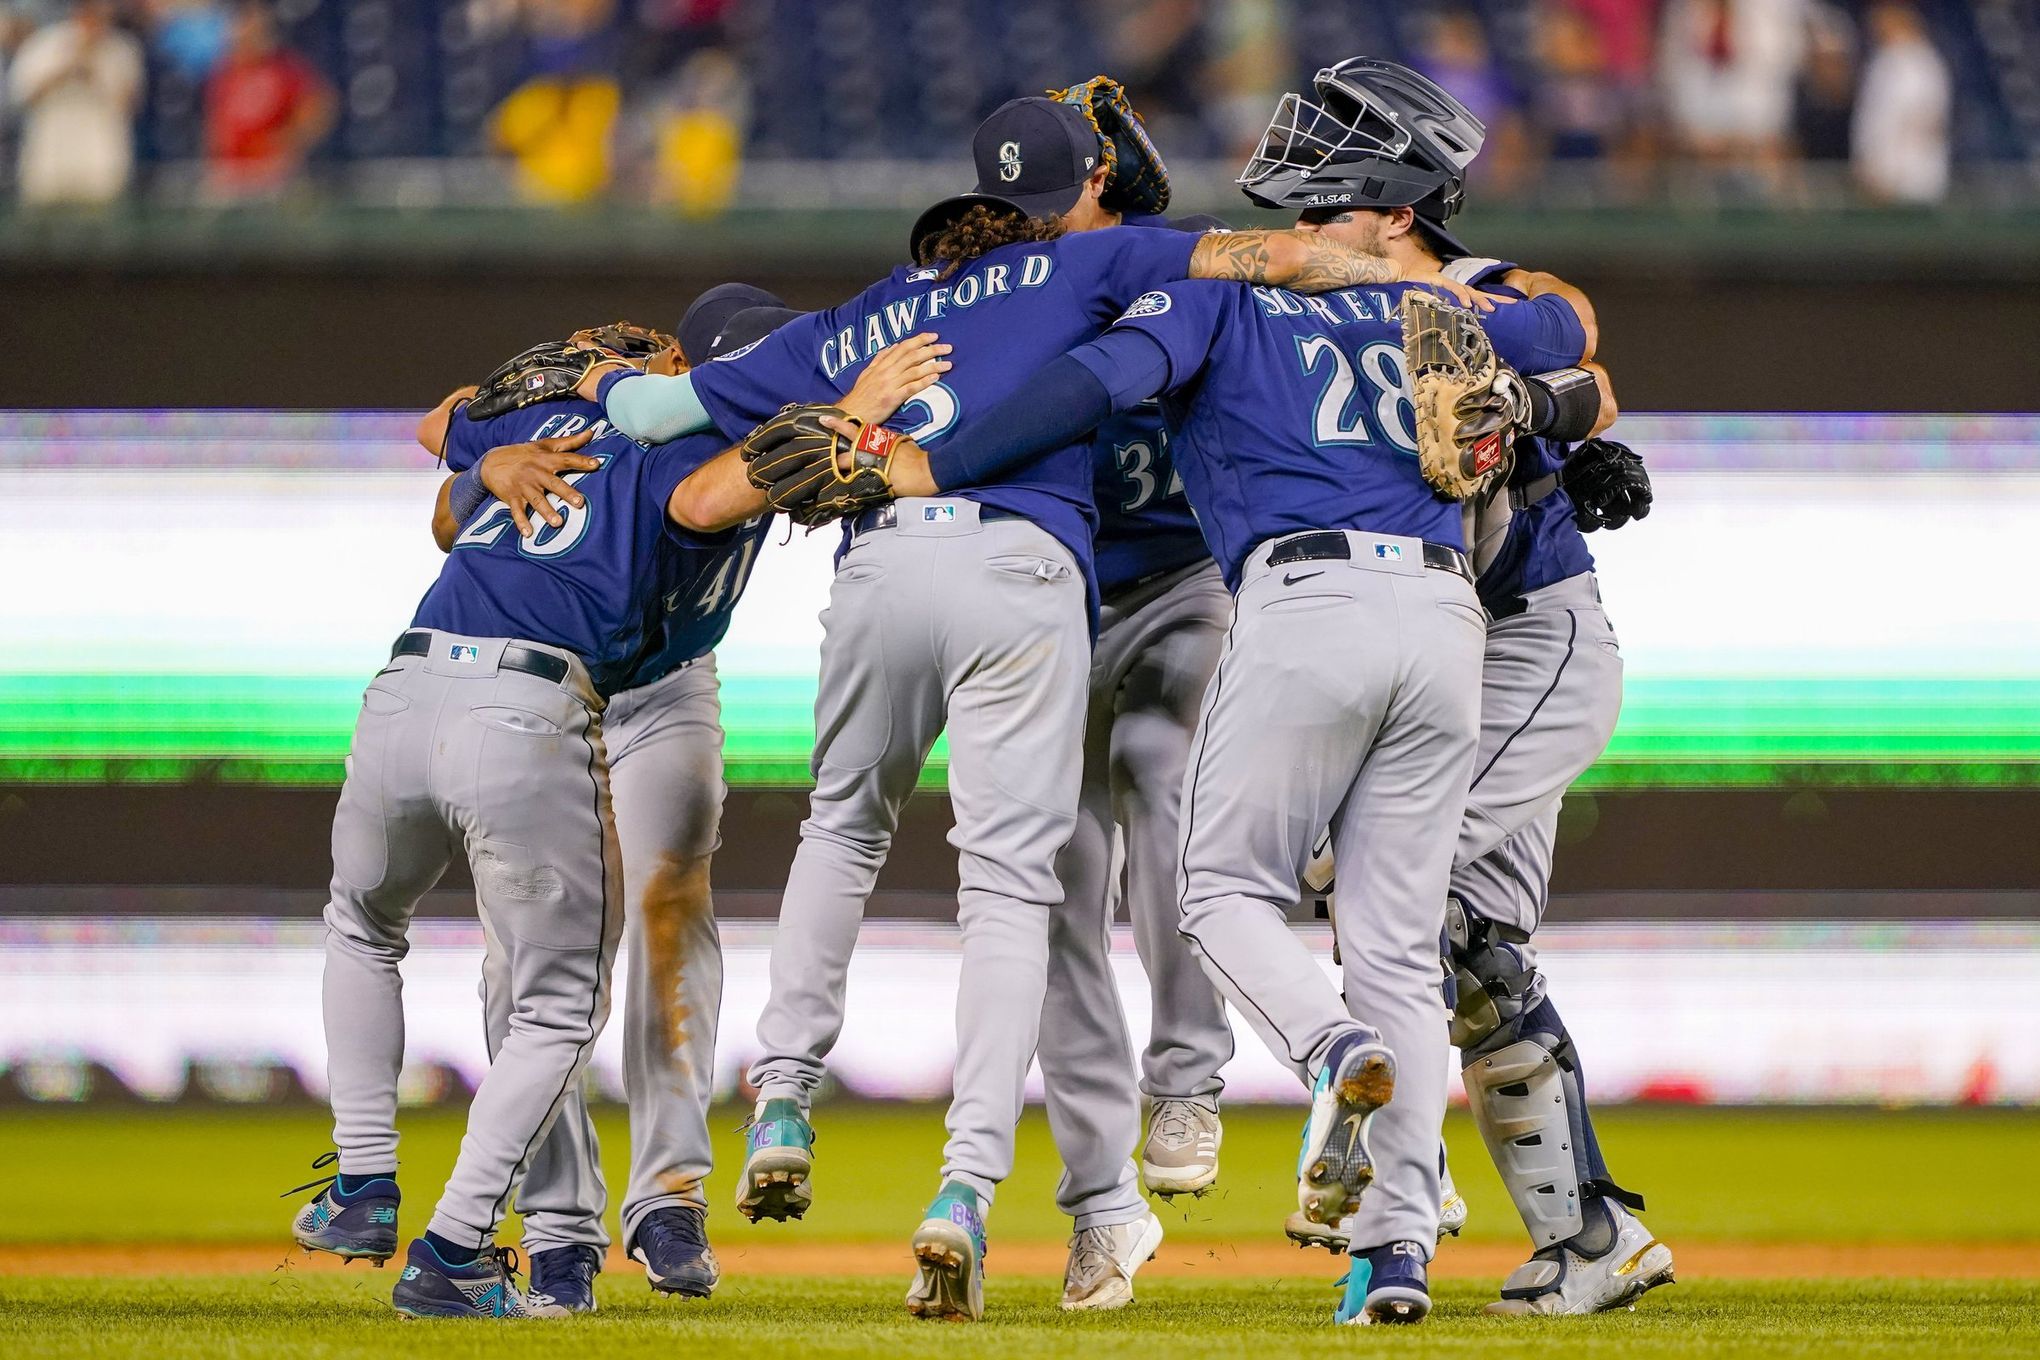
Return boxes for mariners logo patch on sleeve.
[1119,291,1172,321]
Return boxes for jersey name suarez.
[1091,401,1207,598]
[1110,279,1588,589]
[1447,258,1596,610]
[418,400,720,695]
[685,226,1201,610]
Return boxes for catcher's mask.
[1239,57,1484,254]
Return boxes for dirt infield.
[7,1238,2036,1281]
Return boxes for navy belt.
[392,631,571,684]
[1267,532,1473,585]
[849,502,1016,537]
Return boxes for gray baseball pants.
[1175,532,1485,1255]
[483,654,729,1256]
[322,632,623,1251]
[1039,559,1233,1228]
[1451,573,1624,934]
[747,500,1088,1205]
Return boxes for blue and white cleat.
[390,1239,537,1319]
[905,1181,987,1322]
[629,1205,720,1297]
[526,1243,601,1316]
[1335,1240,1432,1325]
[1295,1031,1396,1229]
[285,1154,398,1264]
[736,1097,815,1223]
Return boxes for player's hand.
[572,355,641,403]
[840,333,952,425]
[477,430,599,538]
[818,416,939,498]
[1403,272,1513,313]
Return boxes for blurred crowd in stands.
[3,0,2034,212]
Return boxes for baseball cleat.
[1334,1240,1431,1326]
[1484,1203,1675,1316]
[1439,1166,1469,1238]
[1295,1031,1396,1229]
[629,1205,720,1297]
[1284,1167,1467,1252]
[1060,1209,1165,1311]
[736,1097,815,1223]
[389,1239,537,1319]
[1140,1099,1223,1197]
[285,1154,398,1264]
[905,1181,987,1323]
[525,1243,600,1316]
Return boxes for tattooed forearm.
[1189,230,1403,293]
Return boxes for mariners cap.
[708,306,802,359]
[909,97,1103,261]
[678,282,786,365]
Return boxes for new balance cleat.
[1335,1240,1431,1326]
[1140,1099,1222,1197]
[1485,1203,1675,1316]
[629,1205,720,1297]
[905,1181,987,1322]
[390,1239,536,1319]
[525,1244,600,1316]
[1060,1210,1164,1311]
[736,1097,815,1223]
[1295,1032,1396,1228]
[285,1154,398,1264]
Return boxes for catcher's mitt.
[1402,290,1527,501]
[1563,437,1652,532]
[1050,75,1170,217]
[741,404,900,528]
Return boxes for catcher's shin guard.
[1448,899,1641,1249]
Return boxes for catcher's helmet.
[1238,57,1485,252]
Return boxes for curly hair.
[918,204,1066,278]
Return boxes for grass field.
[2,1103,2037,1357]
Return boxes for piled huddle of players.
[289,59,1665,1326]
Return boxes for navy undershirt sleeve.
[925,331,1171,492]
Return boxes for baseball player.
[940,80,1234,1308]
[854,213,1587,1329]
[568,145,1460,1321]
[287,313,940,1321]
[1251,59,1672,1317]
[414,299,787,1315]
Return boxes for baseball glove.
[741,403,900,528]
[568,320,676,358]
[1050,75,1170,217]
[1402,290,1526,501]
[1563,437,1653,532]
[465,320,672,422]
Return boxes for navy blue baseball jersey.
[1090,403,1207,597]
[442,403,768,690]
[1452,259,1597,613]
[1102,280,1588,589]
[684,226,1202,604]
[418,401,719,694]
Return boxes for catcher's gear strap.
[1524,367,1600,443]
[1050,75,1171,216]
